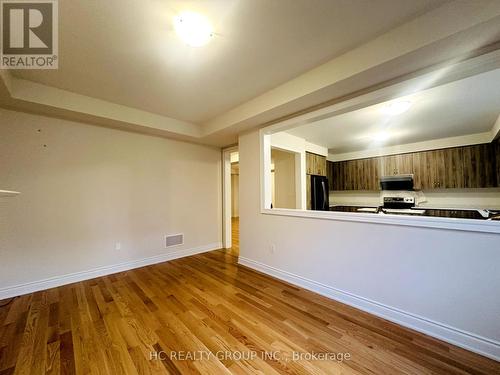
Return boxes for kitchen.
[327,143,499,220]
[269,66,500,224]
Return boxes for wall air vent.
[165,234,183,248]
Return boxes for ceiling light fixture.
[371,131,390,142]
[381,100,412,116]
[173,12,213,47]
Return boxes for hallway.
[227,217,239,257]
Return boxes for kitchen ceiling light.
[381,100,412,115]
[173,12,213,47]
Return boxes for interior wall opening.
[259,54,500,233]
[223,147,239,252]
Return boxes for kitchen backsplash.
[329,188,500,209]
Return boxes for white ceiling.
[12,0,447,124]
[286,68,500,154]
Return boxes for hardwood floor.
[0,250,498,374]
[226,217,239,257]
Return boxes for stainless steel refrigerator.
[311,175,329,211]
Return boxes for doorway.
[271,148,298,209]
[223,147,239,256]
[230,160,239,256]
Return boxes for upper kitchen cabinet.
[329,143,499,191]
[357,158,379,190]
[329,160,352,190]
[306,152,326,176]
[442,147,465,189]
[379,154,413,177]
[328,160,339,191]
[413,150,434,189]
[463,143,497,188]
[329,158,378,190]
[348,160,360,190]
[413,147,464,189]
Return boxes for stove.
[380,174,417,210]
[383,196,415,209]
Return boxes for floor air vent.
[165,234,183,248]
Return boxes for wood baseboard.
[0,243,222,300]
[239,256,500,361]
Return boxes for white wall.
[329,189,500,209]
[271,132,328,156]
[0,108,222,295]
[239,130,500,360]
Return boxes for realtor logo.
[1,0,58,69]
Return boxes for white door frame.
[222,146,238,249]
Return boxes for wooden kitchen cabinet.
[413,148,464,189]
[412,150,448,190]
[329,160,344,190]
[327,161,334,190]
[333,160,353,190]
[351,159,363,190]
[379,154,413,177]
[462,143,497,188]
[345,160,357,190]
[306,152,326,176]
[378,155,395,177]
[358,158,379,190]
[342,160,356,190]
[317,156,327,176]
[328,158,378,190]
[411,151,425,189]
[442,147,465,188]
[413,150,444,189]
[328,142,499,191]
[306,152,314,175]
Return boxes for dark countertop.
[329,205,500,220]
[329,205,371,213]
